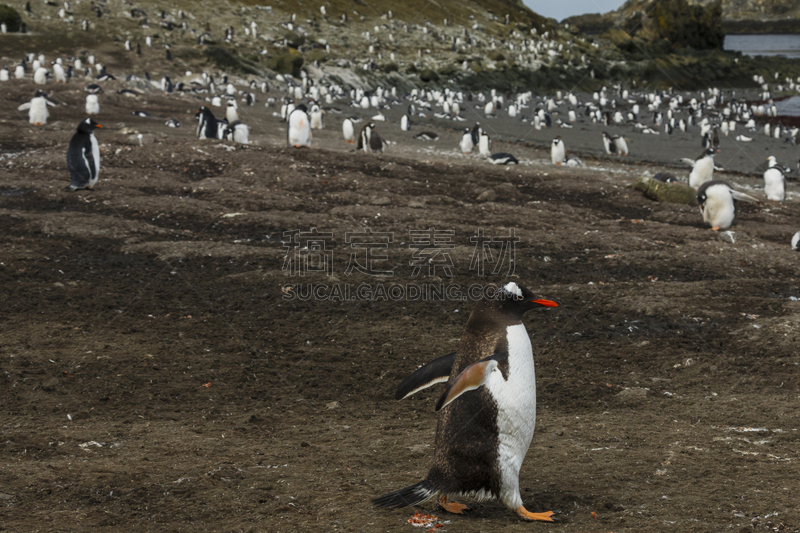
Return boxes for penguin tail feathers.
[371,480,437,509]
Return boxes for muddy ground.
[2,77,800,533]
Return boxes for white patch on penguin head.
[84,118,91,124]
[501,282,523,299]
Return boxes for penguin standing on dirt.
[478,130,491,157]
[66,118,102,191]
[550,136,565,165]
[287,104,311,147]
[372,282,558,522]
[357,122,384,153]
[696,180,757,230]
[791,231,800,251]
[763,161,787,202]
[18,89,56,125]
[196,106,219,139]
[459,128,474,154]
[602,132,628,156]
[685,148,718,189]
[400,114,409,131]
[342,118,355,144]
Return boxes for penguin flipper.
[18,102,32,111]
[435,349,508,412]
[680,158,696,166]
[730,190,758,203]
[395,351,455,400]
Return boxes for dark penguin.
[489,153,519,165]
[66,118,102,191]
[372,282,558,522]
[196,106,218,139]
[653,172,678,184]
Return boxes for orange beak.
[532,299,559,307]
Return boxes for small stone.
[53,282,64,288]
[408,200,425,208]
[476,189,497,202]
[369,196,391,206]
[326,401,340,410]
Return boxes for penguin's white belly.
[551,144,564,164]
[29,98,49,124]
[479,137,490,156]
[459,136,473,153]
[690,159,713,188]
[702,186,734,228]
[86,134,100,187]
[764,169,785,201]
[288,113,311,146]
[486,323,536,509]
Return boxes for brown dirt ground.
[2,78,800,533]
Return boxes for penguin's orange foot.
[516,506,556,522]
[711,226,720,231]
[438,495,469,514]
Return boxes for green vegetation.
[0,4,22,32]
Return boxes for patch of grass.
[0,4,21,32]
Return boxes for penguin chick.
[697,179,757,230]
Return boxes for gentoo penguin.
[653,172,678,184]
[459,128,474,154]
[478,131,491,157]
[470,123,481,145]
[0,66,8,81]
[18,90,56,125]
[686,148,718,189]
[225,122,250,144]
[400,114,409,131]
[791,231,800,251]
[34,66,49,84]
[287,104,311,147]
[488,153,518,165]
[165,118,182,128]
[85,94,99,114]
[225,99,239,123]
[196,106,219,140]
[696,180,757,231]
[309,103,323,129]
[413,132,439,141]
[602,132,628,155]
[342,118,355,144]
[357,123,384,153]
[131,110,151,118]
[551,136,565,165]
[372,282,558,522]
[66,118,102,191]
[763,163,786,201]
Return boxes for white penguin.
[551,136,565,165]
[763,161,786,201]
[309,104,323,129]
[342,118,355,144]
[287,104,311,147]
[33,67,49,84]
[696,180,757,230]
[52,63,66,83]
[0,66,9,81]
[686,148,718,189]
[85,94,100,114]
[225,99,239,123]
[15,64,25,79]
[459,128,474,154]
[478,130,491,157]
[400,114,409,131]
[18,90,56,125]
[791,231,800,251]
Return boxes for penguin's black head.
[34,89,47,97]
[77,117,102,132]
[295,103,308,113]
[491,282,559,319]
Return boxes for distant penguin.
[357,122,383,153]
[196,106,219,139]
[33,67,49,84]
[342,118,355,144]
[309,103,323,129]
[165,118,182,128]
[225,99,239,123]
[551,136,565,165]
[413,132,439,141]
[85,94,99,114]
[226,122,250,144]
[400,114,409,131]
[602,132,628,156]
[653,172,678,184]
[287,104,311,147]
[15,64,25,79]
[52,63,66,83]
[697,180,757,230]
[131,110,151,118]
[764,164,786,201]
[478,130,491,157]
[459,128,474,154]
[0,66,9,81]
[66,118,102,191]
[488,152,518,165]
[792,231,800,251]
[18,89,55,125]
[372,282,558,523]
[687,148,718,189]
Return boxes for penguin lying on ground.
[696,180,758,230]
[372,282,558,522]
[488,153,518,165]
[653,172,678,184]
[66,118,102,191]
[413,132,439,141]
